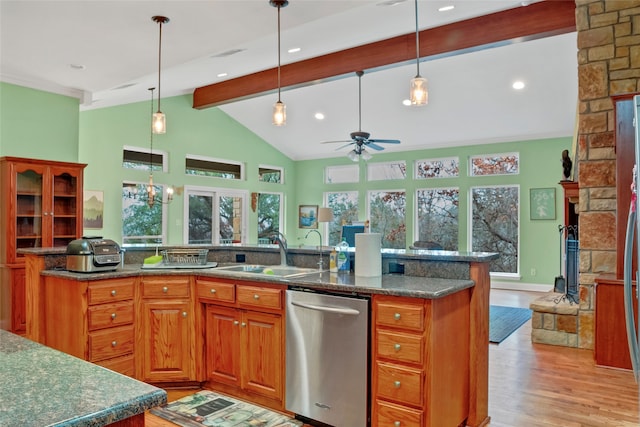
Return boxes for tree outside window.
[416,188,459,250]
[326,191,359,246]
[257,193,282,240]
[122,183,163,245]
[369,190,406,249]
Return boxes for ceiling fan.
[322,70,401,160]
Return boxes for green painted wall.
[79,93,297,243]
[0,82,79,160]
[292,137,571,287]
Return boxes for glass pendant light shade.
[273,100,286,126]
[152,111,166,134]
[347,150,359,162]
[361,148,372,161]
[410,76,428,106]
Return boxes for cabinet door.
[141,300,193,382]
[12,162,47,260]
[11,267,26,333]
[206,305,241,387]
[50,166,83,248]
[241,310,283,400]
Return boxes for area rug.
[489,305,532,344]
[150,390,303,427]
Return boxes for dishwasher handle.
[291,300,361,316]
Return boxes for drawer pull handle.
[254,294,260,300]
[163,286,168,293]
[234,320,239,326]
[111,313,117,320]
[394,313,401,320]
[182,311,187,318]
[111,341,117,347]
[394,343,401,351]
[394,380,401,388]
[241,322,246,327]
[111,290,117,296]
[210,289,217,294]
[394,422,401,427]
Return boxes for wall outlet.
[531,268,536,276]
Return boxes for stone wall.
[575,0,640,349]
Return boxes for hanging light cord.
[157,19,163,113]
[149,88,155,176]
[414,0,420,77]
[277,4,282,102]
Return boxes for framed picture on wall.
[299,205,318,229]
[530,187,556,220]
[83,190,104,229]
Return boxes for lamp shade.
[318,207,334,223]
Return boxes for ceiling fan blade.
[366,143,385,151]
[321,139,352,144]
[336,142,356,151]
[368,138,401,144]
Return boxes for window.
[259,165,283,183]
[184,188,247,244]
[416,188,459,250]
[368,190,406,249]
[367,161,406,181]
[415,157,459,179]
[470,185,519,274]
[325,191,359,246]
[121,182,165,245]
[325,165,359,184]
[185,155,243,180]
[122,146,167,172]
[257,192,283,240]
[469,152,519,176]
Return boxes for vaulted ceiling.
[0,0,578,160]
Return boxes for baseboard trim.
[490,280,553,293]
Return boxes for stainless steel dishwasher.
[285,288,369,427]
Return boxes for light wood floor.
[145,289,640,427]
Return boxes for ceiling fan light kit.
[151,16,169,134]
[410,0,428,106]
[271,0,288,126]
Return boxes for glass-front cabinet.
[1,157,86,333]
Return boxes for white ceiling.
[0,0,578,161]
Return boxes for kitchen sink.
[215,264,321,278]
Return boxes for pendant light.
[270,0,288,126]
[410,0,428,106]
[152,16,169,134]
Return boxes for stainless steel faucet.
[305,229,323,270]
[270,232,288,266]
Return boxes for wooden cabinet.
[199,277,285,410]
[138,276,196,383]
[371,292,471,427]
[43,276,136,377]
[0,156,85,333]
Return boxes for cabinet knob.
[394,381,401,388]
[210,288,217,294]
[234,320,239,326]
[182,311,187,318]
[163,286,168,293]
[394,422,401,427]
[394,313,401,320]
[111,313,117,320]
[111,341,117,347]
[253,294,260,300]
[394,343,401,351]
[110,290,117,296]
[241,322,247,327]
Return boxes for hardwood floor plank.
[145,290,639,427]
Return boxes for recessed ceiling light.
[288,47,301,54]
[512,81,526,90]
[315,112,325,120]
[402,99,411,106]
[438,5,455,12]
[217,73,228,78]
[70,64,85,70]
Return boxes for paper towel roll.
[355,233,382,277]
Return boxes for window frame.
[256,191,284,242]
[122,145,168,172]
[185,154,245,180]
[258,164,284,184]
[121,180,168,246]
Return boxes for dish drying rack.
[161,249,209,266]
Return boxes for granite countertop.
[0,330,167,427]
[41,265,474,299]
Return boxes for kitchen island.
[0,329,166,426]
[21,246,496,427]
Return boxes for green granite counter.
[0,329,166,427]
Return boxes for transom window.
[122,146,167,172]
[185,155,243,180]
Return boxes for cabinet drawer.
[196,280,235,303]
[237,286,282,310]
[88,278,134,305]
[377,330,424,365]
[94,354,135,377]
[376,362,424,407]
[375,299,425,332]
[88,301,134,331]
[142,277,190,298]
[375,399,423,427]
[89,326,134,362]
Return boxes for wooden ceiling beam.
[193,0,576,109]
